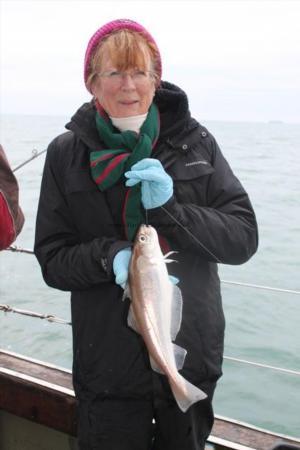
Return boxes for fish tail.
[170,375,207,413]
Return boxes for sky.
[1,0,300,123]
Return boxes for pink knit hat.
[84,19,162,92]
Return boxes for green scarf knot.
[90,103,160,240]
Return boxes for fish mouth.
[140,224,152,232]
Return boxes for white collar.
[110,113,148,134]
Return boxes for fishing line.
[145,208,149,226]
[160,205,222,263]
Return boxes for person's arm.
[0,145,24,250]
[148,137,258,265]
[0,192,15,250]
[34,142,131,292]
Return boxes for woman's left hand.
[125,158,173,209]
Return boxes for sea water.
[0,114,299,438]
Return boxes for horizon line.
[1,112,299,126]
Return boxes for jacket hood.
[66,81,192,148]
[154,81,191,137]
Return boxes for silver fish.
[127,224,207,412]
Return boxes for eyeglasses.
[97,69,155,86]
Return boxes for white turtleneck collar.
[110,113,148,134]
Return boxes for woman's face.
[91,48,156,118]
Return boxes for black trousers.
[77,377,216,450]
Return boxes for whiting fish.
[126,224,207,412]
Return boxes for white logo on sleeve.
[185,160,209,167]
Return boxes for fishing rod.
[7,245,34,255]
[12,148,47,173]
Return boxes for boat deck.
[0,349,299,450]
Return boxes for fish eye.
[139,234,147,243]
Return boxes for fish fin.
[170,284,183,340]
[172,343,187,370]
[127,305,140,334]
[171,375,207,413]
[164,251,178,264]
[164,251,178,259]
[149,356,164,374]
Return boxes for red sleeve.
[0,192,15,250]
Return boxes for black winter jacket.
[34,81,258,399]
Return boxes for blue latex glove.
[125,158,173,209]
[113,247,132,289]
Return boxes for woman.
[34,19,258,450]
[0,145,24,250]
